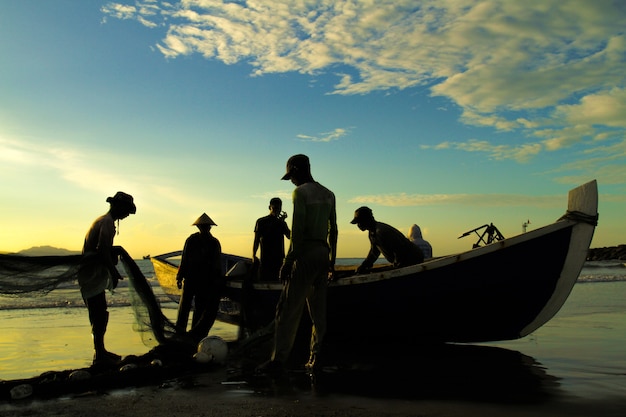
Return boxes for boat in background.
[152,180,598,344]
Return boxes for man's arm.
[97,219,124,287]
[176,236,191,288]
[283,220,291,239]
[357,232,380,273]
[328,194,338,268]
[212,239,224,281]
[253,231,261,259]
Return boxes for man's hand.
[355,265,369,275]
[112,272,123,289]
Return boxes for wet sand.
[1,330,625,417]
[1,360,624,417]
[1,282,625,416]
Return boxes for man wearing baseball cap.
[351,206,424,274]
[257,154,338,375]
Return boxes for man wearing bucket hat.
[79,191,136,365]
[257,154,338,375]
[351,206,424,274]
[175,212,224,342]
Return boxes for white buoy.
[10,384,33,400]
[69,370,91,381]
[197,336,228,364]
[119,363,138,372]
[193,351,212,363]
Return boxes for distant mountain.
[13,246,81,256]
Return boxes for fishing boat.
[151,180,598,344]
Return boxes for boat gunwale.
[220,217,579,292]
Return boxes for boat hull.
[152,180,597,344]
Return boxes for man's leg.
[176,285,194,333]
[305,245,329,369]
[85,292,120,364]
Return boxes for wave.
[578,260,626,283]
[577,275,626,283]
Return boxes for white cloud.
[0,136,203,212]
[548,136,626,185]
[101,3,137,20]
[102,1,626,164]
[421,139,542,163]
[348,192,563,208]
[296,127,349,142]
[554,88,626,129]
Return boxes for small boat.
[151,180,598,344]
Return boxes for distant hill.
[12,246,81,256]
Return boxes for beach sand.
[1,282,625,416]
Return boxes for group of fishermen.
[79,154,432,375]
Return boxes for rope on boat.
[558,210,598,226]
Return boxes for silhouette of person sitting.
[408,224,432,260]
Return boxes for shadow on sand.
[0,334,560,406]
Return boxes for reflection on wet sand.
[234,342,561,405]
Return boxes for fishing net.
[116,247,179,346]
[0,253,82,295]
[0,247,180,348]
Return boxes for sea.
[1,259,625,404]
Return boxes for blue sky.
[1,1,625,259]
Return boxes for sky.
[1,0,625,259]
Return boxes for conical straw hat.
[192,213,216,226]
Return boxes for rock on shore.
[587,245,626,261]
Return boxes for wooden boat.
[151,180,598,344]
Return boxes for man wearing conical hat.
[175,212,224,342]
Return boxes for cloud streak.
[101,0,626,169]
[296,127,350,142]
[348,192,566,208]
[0,137,203,212]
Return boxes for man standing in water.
[79,191,136,365]
[176,213,224,342]
[257,154,338,375]
[253,197,291,281]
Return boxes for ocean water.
[1,259,625,402]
